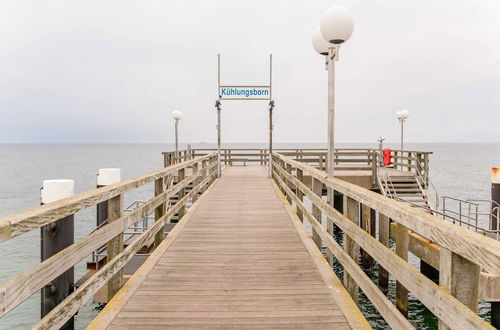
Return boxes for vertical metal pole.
[327,46,335,179]
[217,108,221,177]
[268,107,273,178]
[175,119,179,162]
[326,46,336,263]
[400,119,404,152]
[217,54,222,177]
[40,180,75,330]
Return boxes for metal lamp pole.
[312,7,354,266]
[326,46,337,183]
[396,109,409,153]
[215,100,222,177]
[268,100,275,178]
[171,110,183,163]
[175,119,179,154]
[399,117,404,151]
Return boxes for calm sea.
[1,143,499,329]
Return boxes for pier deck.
[90,166,365,329]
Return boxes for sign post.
[216,54,274,176]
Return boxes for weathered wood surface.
[273,153,500,274]
[0,154,214,242]
[34,170,218,330]
[273,159,495,329]
[92,166,364,329]
[273,172,412,329]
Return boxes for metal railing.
[441,196,500,240]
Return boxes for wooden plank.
[394,222,409,317]
[343,196,360,303]
[271,179,371,330]
[378,213,390,294]
[106,194,124,300]
[90,166,357,329]
[439,248,481,330]
[273,171,412,329]
[311,178,323,249]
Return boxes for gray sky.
[1,0,500,143]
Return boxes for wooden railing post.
[438,248,480,330]
[311,178,323,249]
[378,214,390,294]
[178,168,186,220]
[154,176,165,248]
[106,193,123,300]
[285,163,293,204]
[201,160,208,193]
[394,222,409,317]
[361,204,373,271]
[296,168,304,222]
[343,196,360,304]
[192,162,200,203]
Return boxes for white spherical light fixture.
[312,26,331,55]
[396,109,410,119]
[171,110,183,120]
[320,6,354,44]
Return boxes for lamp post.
[396,109,410,152]
[312,7,354,242]
[268,100,275,178]
[312,7,354,181]
[215,100,222,177]
[171,110,183,162]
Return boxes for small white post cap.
[492,168,500,184]
[97,168,121,186]
[41,179,75,204]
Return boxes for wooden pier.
[0,149,499,329]
[89,166,366,329]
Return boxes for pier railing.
[0,153,218,329]
[272,152,500,330]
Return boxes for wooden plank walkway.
[91,166,365,329]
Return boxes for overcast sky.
[1,0,500,143]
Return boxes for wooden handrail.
[0,154,218,327]
[272,153,498,329]
[0,154,214,242]
[33,166,217,330]
[273,152,500,273]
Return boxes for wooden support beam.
[394,222,409,317]
[378,213,390,294]
[439,248,481,330]
[296,168,304,222]
[178,168,186,220]
[192,162,199,203]
[361,204,372,271]
[154,177,165,248]
[311,178,323,250]
[106,194,123,300]
[343,196,360,304]
[285,163,292,204]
